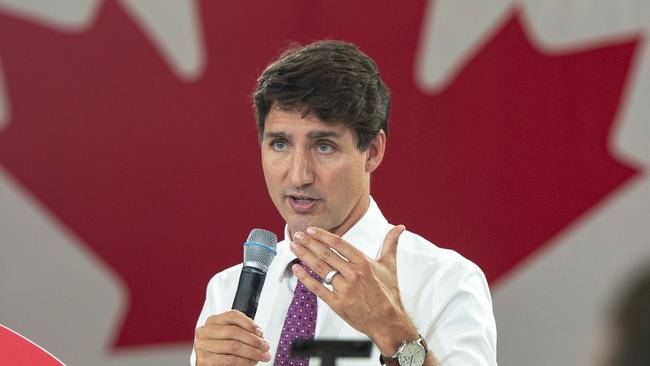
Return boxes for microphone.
[232,228,278,319]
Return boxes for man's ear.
[365,129,386,173]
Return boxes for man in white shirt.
[192,40,497,366]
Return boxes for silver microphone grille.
[247,229,277,247]
[243,228,278,272]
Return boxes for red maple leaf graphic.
[0,0,638,349]
[374,12,639,284]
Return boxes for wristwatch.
[379,335,428,366]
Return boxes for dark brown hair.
[253,40,390,150]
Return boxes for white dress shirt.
[191,198,497,365]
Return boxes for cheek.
[262,171,280,202]
[261,160,271,185]
[261,156,282,187]
[327,160,366,195]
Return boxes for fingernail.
[255,326,264,337]
[262,351,271,361]
[261,340,270,351]
[290,241,299,252]
[306,227,316,235]
[294,232,304,241]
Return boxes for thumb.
[379,224,406,265]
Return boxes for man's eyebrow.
[307,130,341,139]
[265,131,288,139]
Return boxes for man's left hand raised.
[289,225,421,357]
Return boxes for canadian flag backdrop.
[0,1,648,365]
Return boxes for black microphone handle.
[232,266,267,319]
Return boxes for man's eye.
[316,143,334,153]
[271,141,287,151]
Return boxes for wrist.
[379,334,429,366]
[373,324,419,356]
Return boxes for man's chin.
[287,222,312,236]
[286,216,323,237]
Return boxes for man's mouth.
[286,195,320,212]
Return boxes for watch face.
[397,342,426,366]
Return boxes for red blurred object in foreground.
[0,324,64,366]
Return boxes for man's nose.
[288,150,314,188]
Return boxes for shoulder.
[205,262,243,294]
[395,228,491,301]
[396,229,483,276]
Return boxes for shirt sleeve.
[424,260,498,366]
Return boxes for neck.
[329,195,371,237]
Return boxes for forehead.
[263,107,354,139]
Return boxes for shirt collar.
[274,196,390,277]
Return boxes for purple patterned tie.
[274,261,321,366]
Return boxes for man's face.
[261,106,383,237]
